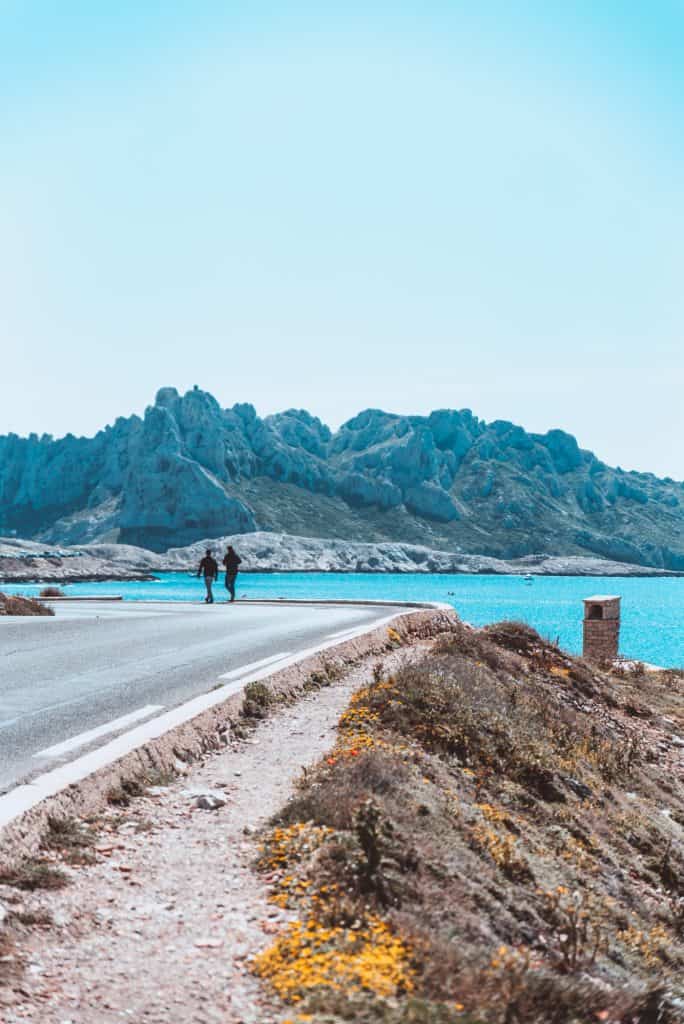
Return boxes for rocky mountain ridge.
[0,386,682,568]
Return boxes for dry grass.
[0,930,21,987]
[0,858,68,892]
[10,909,53,928]
[254,620,684,1023]
[41,815,96,865]
[0,593,54,616]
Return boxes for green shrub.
[242,680,273,718]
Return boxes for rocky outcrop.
[0,537,160,583]
[0,387,682,568]
[0,533,677,583]
[117,401,256,549]
[158,533,681,576]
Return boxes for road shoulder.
[0,633,435,1023]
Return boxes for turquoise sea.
[5,572,683,668]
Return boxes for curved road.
[0,599,406,795]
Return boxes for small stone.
[182,786,227,808]
[563,776,593,801]
[195,795,226,811]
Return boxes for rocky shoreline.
[0,532,680,584]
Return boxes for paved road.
[0,600,405,794]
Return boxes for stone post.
[582,595,621,662]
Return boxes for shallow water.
[5,572,683,667]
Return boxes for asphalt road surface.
[0,599,406,794]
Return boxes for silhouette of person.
[222,545,242,602]
[197,548,219,603]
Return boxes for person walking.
[222,545,242,602]
[197,548,219,603]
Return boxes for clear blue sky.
[2,2,682,478]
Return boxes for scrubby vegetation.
[251,621,684,1023]
[0,859,67,893]
[0,593,54,616]
[40,815,96,866]
[242,680,274,719]
[38,586,65,598]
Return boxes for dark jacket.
[223,550,242,574]
[198,555,219,578]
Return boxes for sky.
[1,1,682,479]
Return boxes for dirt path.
[0,649,417,1024]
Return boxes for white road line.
[217,652,292,681]
[33,705,164,760]
[0,608,413,831]
[325,626,368,642]
[0,677,253,829]
[325,627,361,640]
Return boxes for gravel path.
[0,651,415,1024]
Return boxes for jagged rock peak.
[0,387,681,567]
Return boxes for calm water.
[5,572,683,667]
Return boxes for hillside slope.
[0,386,682,567]
[252,621,684,1022]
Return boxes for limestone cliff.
[0,387,682,568]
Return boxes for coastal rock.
[156,533,680,577]
[0,531,679,583]
[117,403,256,549]
[0,387,682,568]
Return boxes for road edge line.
[0,604,456,866]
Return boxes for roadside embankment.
[2,612,683,1023]
[0,607,454,1023]
[0,607,454,870]
[250,622,684,1023]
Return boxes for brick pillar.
[583,596,620,662]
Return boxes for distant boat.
[522,573,534,583]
